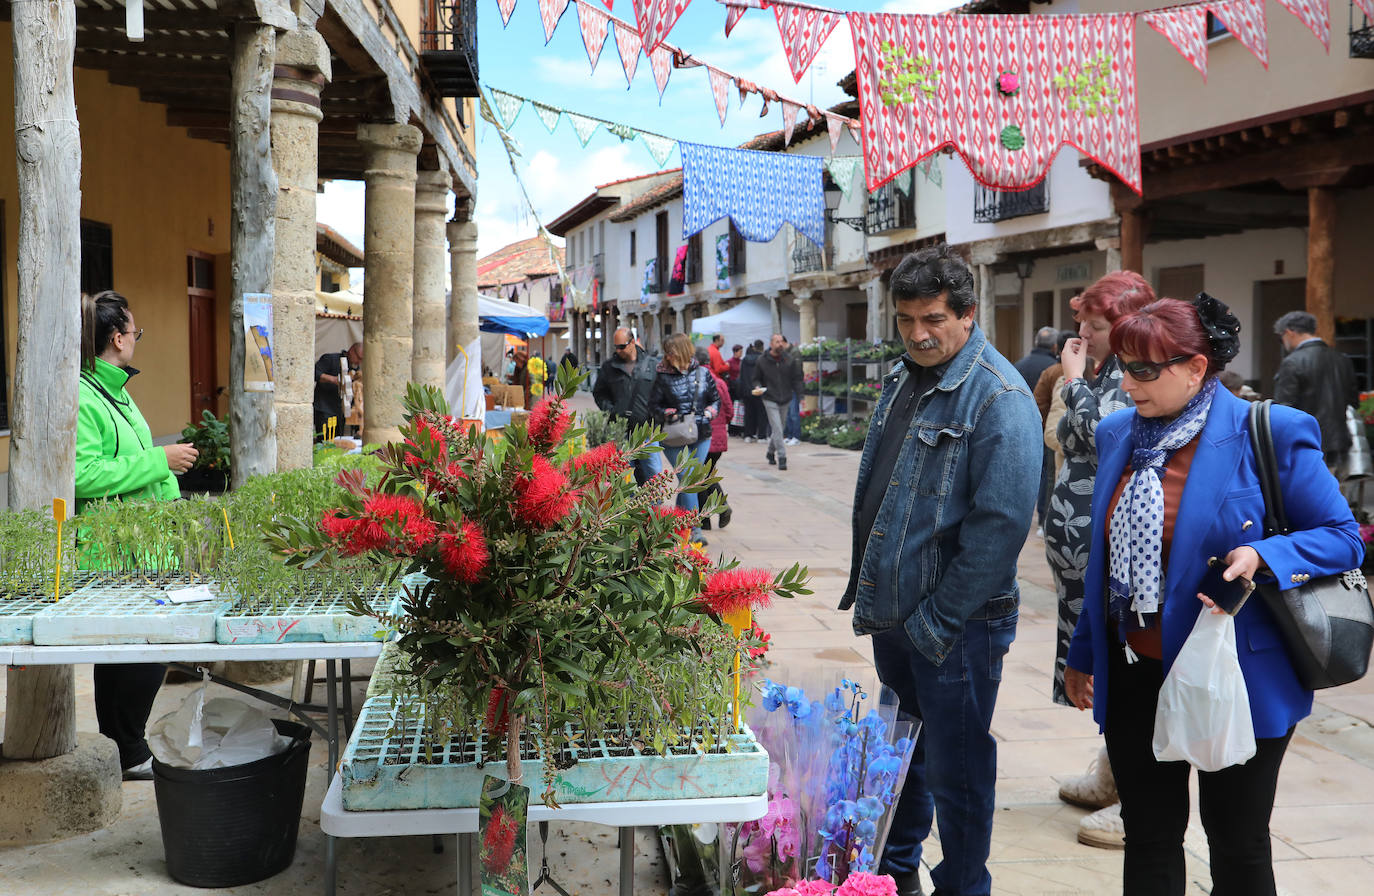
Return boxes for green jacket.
[76,358,179,514]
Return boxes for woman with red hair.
[1045,271,1156,845]
[1065,295,1360,895]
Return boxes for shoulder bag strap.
[1248,399,1289,536]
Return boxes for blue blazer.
[1066,389,1363,738]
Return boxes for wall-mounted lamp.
[1014,258,1035,281]
[824,182,866,232]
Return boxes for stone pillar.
[863,277,884,343]
[446,217,478,366]
[1306,186,1337,345]
[358,123,422,446]
[1096,236,1122,274]
[977,263,996,344]
[673,304,685,334]
[766,291,782,335]
[707,300,722,315]
[412,168,450,392]
[795,291,819,412]
[270,28,329,469]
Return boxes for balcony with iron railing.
[972,181,1049,223]
[865,172,917,235]
[1353,2,1374,57]
[791,237,825,275]
[419,0,479,98]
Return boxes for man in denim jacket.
[840,246,1040,896]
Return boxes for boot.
[766,451,776,465]
[700,518,711,530]
[778,457,787,471]
[1077,802,1125,849]
[718,507,732,529]
[1058,745,1117,810]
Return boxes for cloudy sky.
[317,0,959,269]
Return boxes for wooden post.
[1306,186,1337,345]
[227,21,278,488]
[5,0,81,761]
[1120,208,1145,274]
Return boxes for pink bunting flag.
[602,0,614,9]
[539,0,570,43]
[1209,0,1268,67]
[781,101,800,145]
[825,112,844,153]
[708,66,732,125]
[725,2,749,36]
[632,0,693,54]
[649,43,674,99]
[1274,0,1330,48]
[615,21,643,86]
[498,0,517,27]
[848,122,862,150]
[577,2,611,72]
[1143,7,1209,79]
[773,4,844,83]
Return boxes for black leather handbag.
[1249,400,1373,690]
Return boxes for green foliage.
[826,420,870,451]
[180,411,231,472]
[578,408,632,449]
[0,509,78,599]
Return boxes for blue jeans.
[633,439,664,487]
[871,609,1018,896]
[786,395,801,440]
[662,438,710,514]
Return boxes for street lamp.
[824,182,866,232]
[1015,258,1035,281]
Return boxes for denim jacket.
[839,325,1043,665]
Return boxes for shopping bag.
[732,400,745,428]
[148,673,290,769]
[1152,606,1256,771]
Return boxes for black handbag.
[1248,400,1373,690]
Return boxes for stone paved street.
[3,411,1373,894]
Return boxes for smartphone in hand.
[1199,557,1256,616]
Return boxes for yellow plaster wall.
[1,25,232,474]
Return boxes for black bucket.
[152,718,312,888]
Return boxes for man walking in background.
[740,339,768,443]
[1272,310,1359,471]
[592,327,660,483]
[753,332,803,470]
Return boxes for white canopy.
[690,296,800,350]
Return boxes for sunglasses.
[1122,355,1190,382]
[122,328,144,343]
[614,342,632,350]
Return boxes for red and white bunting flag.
[707,66,731,125]
[498,0,517,27]
[1274,0,1330,48]
[1143,7,1208,79]
[781,101,800,145]
[1358,0,1374,23]
[825,112,844,153]
[649,43,673,99]
[601,0,615,9]
[725,3,747,36]
[539,0,570,43]
[615,22,643,85]
[1209,0,1268,67]
[848,121,862,150]
[577,2,611,71]
[632,0,693,54]
[773,4,844,83]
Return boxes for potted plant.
[270,368,811,806]
[178,410,231,494]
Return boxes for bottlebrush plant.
[268,366,810,804]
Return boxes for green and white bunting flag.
[489,88,525,130]
[639,132,676,168]
[531,101,562,134]
[825,156,862,199]
[566,112,600,147]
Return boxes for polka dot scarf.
[1107,377,1218,637]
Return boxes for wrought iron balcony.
[419,0,479,98]
[972,181,1049,223]
[1353,3,1374,58]
[792,239,825,274]
[865,171,917,235]
[592,252,605,281]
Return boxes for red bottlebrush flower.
[696,568,775,617]
[320,510,389,556]
[319,510,355,541]
[513,456,579,528]
[527,397,571,451]
[422,460,470,498]
[401,513,438,550]
[670,543,712,576]
[652,504,696,541]
[438,520,489,584]
[568,442,628,479]
[481,803,519,875]
[484,687,510,737]
[403,415,448,468]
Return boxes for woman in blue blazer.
[1064,296,1362,896]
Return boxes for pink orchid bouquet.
[764,871,899,896]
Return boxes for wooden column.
[1306,186,1337,345]
[227,21,278,487]
[6,0,81,762]
[413,168,451,391]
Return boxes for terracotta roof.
[608,171,684,222]
[476,237,564,288]
[547,193,619,237]
[316,223,364,268]
[595,170,671,190]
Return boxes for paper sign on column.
[243,295,275,392]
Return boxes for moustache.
[908,338,940,351]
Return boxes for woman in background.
[649,334,720,545]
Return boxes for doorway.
[187,251,218,421]
[1254,278,1305,396]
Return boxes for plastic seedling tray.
[30,573,230,645]
[0,575,91,644]
[340,697,769,811]
[365,641,408,699]
[216,581,398,645]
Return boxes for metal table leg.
[457,831,477,896]
[619,825,635,896]
[326,659,339,773]
[341,658,354,738]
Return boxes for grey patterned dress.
[1044,357,1132,705]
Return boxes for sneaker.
[767,452,776,465]
[743,436,756,443]
[784,437,799,446]
[122,758,155,781]
[1077,802,1125,850]
[718,507,732,529]
[1058,746,1117,810]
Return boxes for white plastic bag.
[1152,607,1256,771]
[148,675,290,769]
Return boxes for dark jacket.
[592,350,658,425]
[1013,346,1057,392]
[753,349,803,405]
[649,359,721,425]
[1273,338,1358,458]
[739,348,762,399]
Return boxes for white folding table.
[320,773,766,896]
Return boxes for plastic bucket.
[152,718,312,888]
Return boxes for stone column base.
[218,659,296,684]
[0,733,122,845]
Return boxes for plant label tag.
[165,584,216,604]
[478,774,529,896]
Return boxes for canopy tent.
[689,296,799,350]
[478,293,549,338]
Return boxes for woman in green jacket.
[77,291,198,779]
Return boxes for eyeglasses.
[1122,355,1190,382]
[122,328,144,343]
[614,342,632,350]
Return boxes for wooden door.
[846,302,867,341]
[187,252,218,421]
[1255,278,1306,396]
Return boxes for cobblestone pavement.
[3,400,1372,895]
